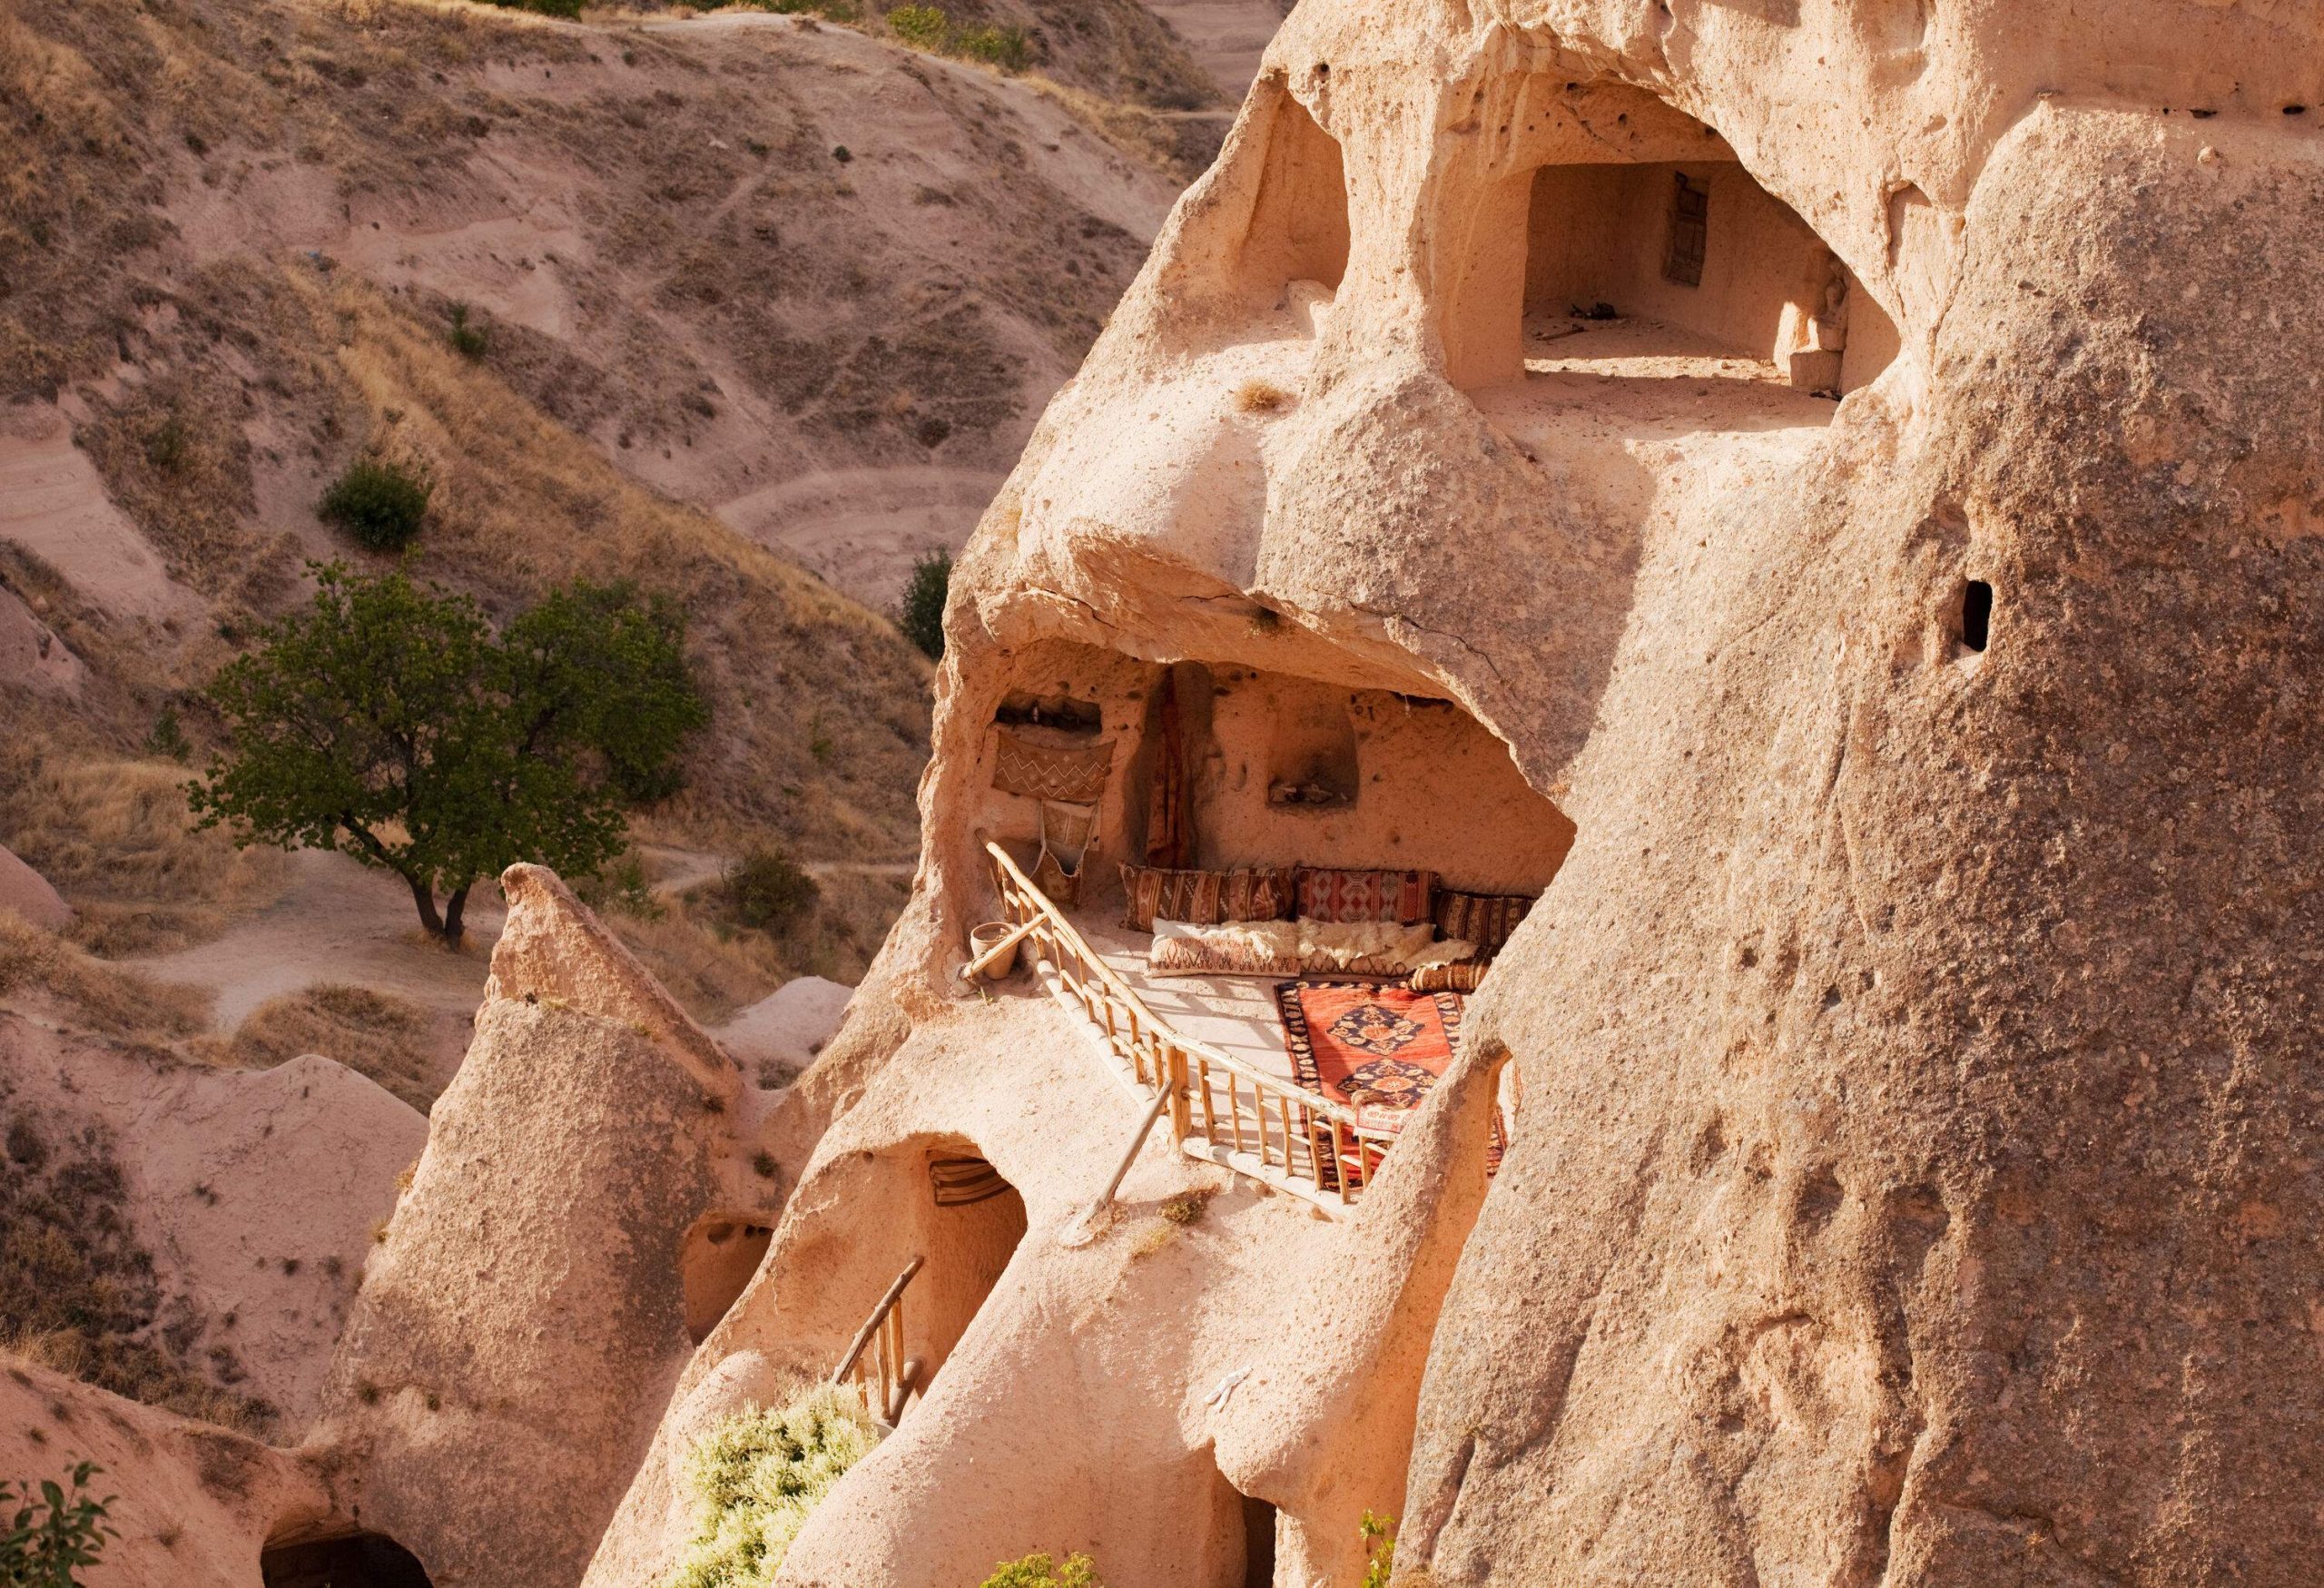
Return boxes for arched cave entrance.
[680,1215,776,1345]
[822,1139,1029,1425]
[1443,78,1898,400]
[261,1531,433,1588]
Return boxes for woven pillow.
[1119,864,1296,932]
[1293,866,1436,925]
[1408,961,1492,993]
[1147,919,1303,978]
[1432,890,1535,958]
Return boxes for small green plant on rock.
[143,703,191,764]
[667,1385,881,1588]
[0,1462,118,1588]
[884,3,947,48]
[979,1553,1106,1588]
[950,22,1026,68]
[447,301,489,360]
[1359,1510,1396,1588]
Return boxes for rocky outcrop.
[698,0,2324,1582]
[1,1020,425,1432]
[313,867,786,1588]
[0,1362,331,1588]
[0,844,71,932]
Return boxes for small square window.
[1664,173,1708,287]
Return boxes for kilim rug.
[1275,981,1504,1189]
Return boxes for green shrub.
[0,1463,117,1588]
[723,849,819,932]
[979,1553,1106,1588]
[895,547,950,661]
[143,703,191,764]
[885,3,947,48]
[950,23,1027,69]
[575,849,663,921]
[318,457,431,552]
[738,0,857,15]
[483,0,584,16]
[448,302,489,360]
[667,1386,881,1588]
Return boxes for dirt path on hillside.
[122,844,919,1040]
[120,849,506,1031]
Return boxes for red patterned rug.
[1276,981,1502,1188]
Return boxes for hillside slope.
[0,0,1222,1439]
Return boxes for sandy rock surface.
[3,1019,425,1432]
[659,0,2324,1582]
[0,847,72,932]
[0,1364,330,1588]
[714,975,853,1081]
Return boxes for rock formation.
[669,0,2322,1582]
[0,846,71,932]
[310,867,793,1587]
[13,1,2321,1584]
[0,1363,332,1588]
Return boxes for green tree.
[189,564,706,947]
[896,547,951,661]
[0,1462,117,1588]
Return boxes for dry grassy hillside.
[0,0,1237,1442]
[0,0,1199,952]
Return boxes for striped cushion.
[1119,865,1296,932]
[1293,867,1435,925]
[1431,890,1535,957]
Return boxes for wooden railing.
[832,1256,924,1426]
[986,842,1399,1213]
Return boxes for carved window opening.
[1236,85,1350,302]
[1443,79,1901,397]
[1240,1495,1278,1588]
[1961,580,1993,653]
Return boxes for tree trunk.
[406,873,448,940]
[442,883,472,951]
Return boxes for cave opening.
[261,1532,434,1588]
[680,1215,776,1345]
[1962,579,1993,652]
[824,1141,1029,1427]
[1239,1494,1278,1588]
[1443,79,1899,401]
[1236,84,1350,306]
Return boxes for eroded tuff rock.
[751,0,2321,1582]
[0,1363,331,1587]
[310,868,795,1587]
[110,1,2317,1584]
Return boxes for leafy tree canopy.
[190,563,707,945]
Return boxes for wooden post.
[832,1256,925,1386]
[1091,1085,1172,1210]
